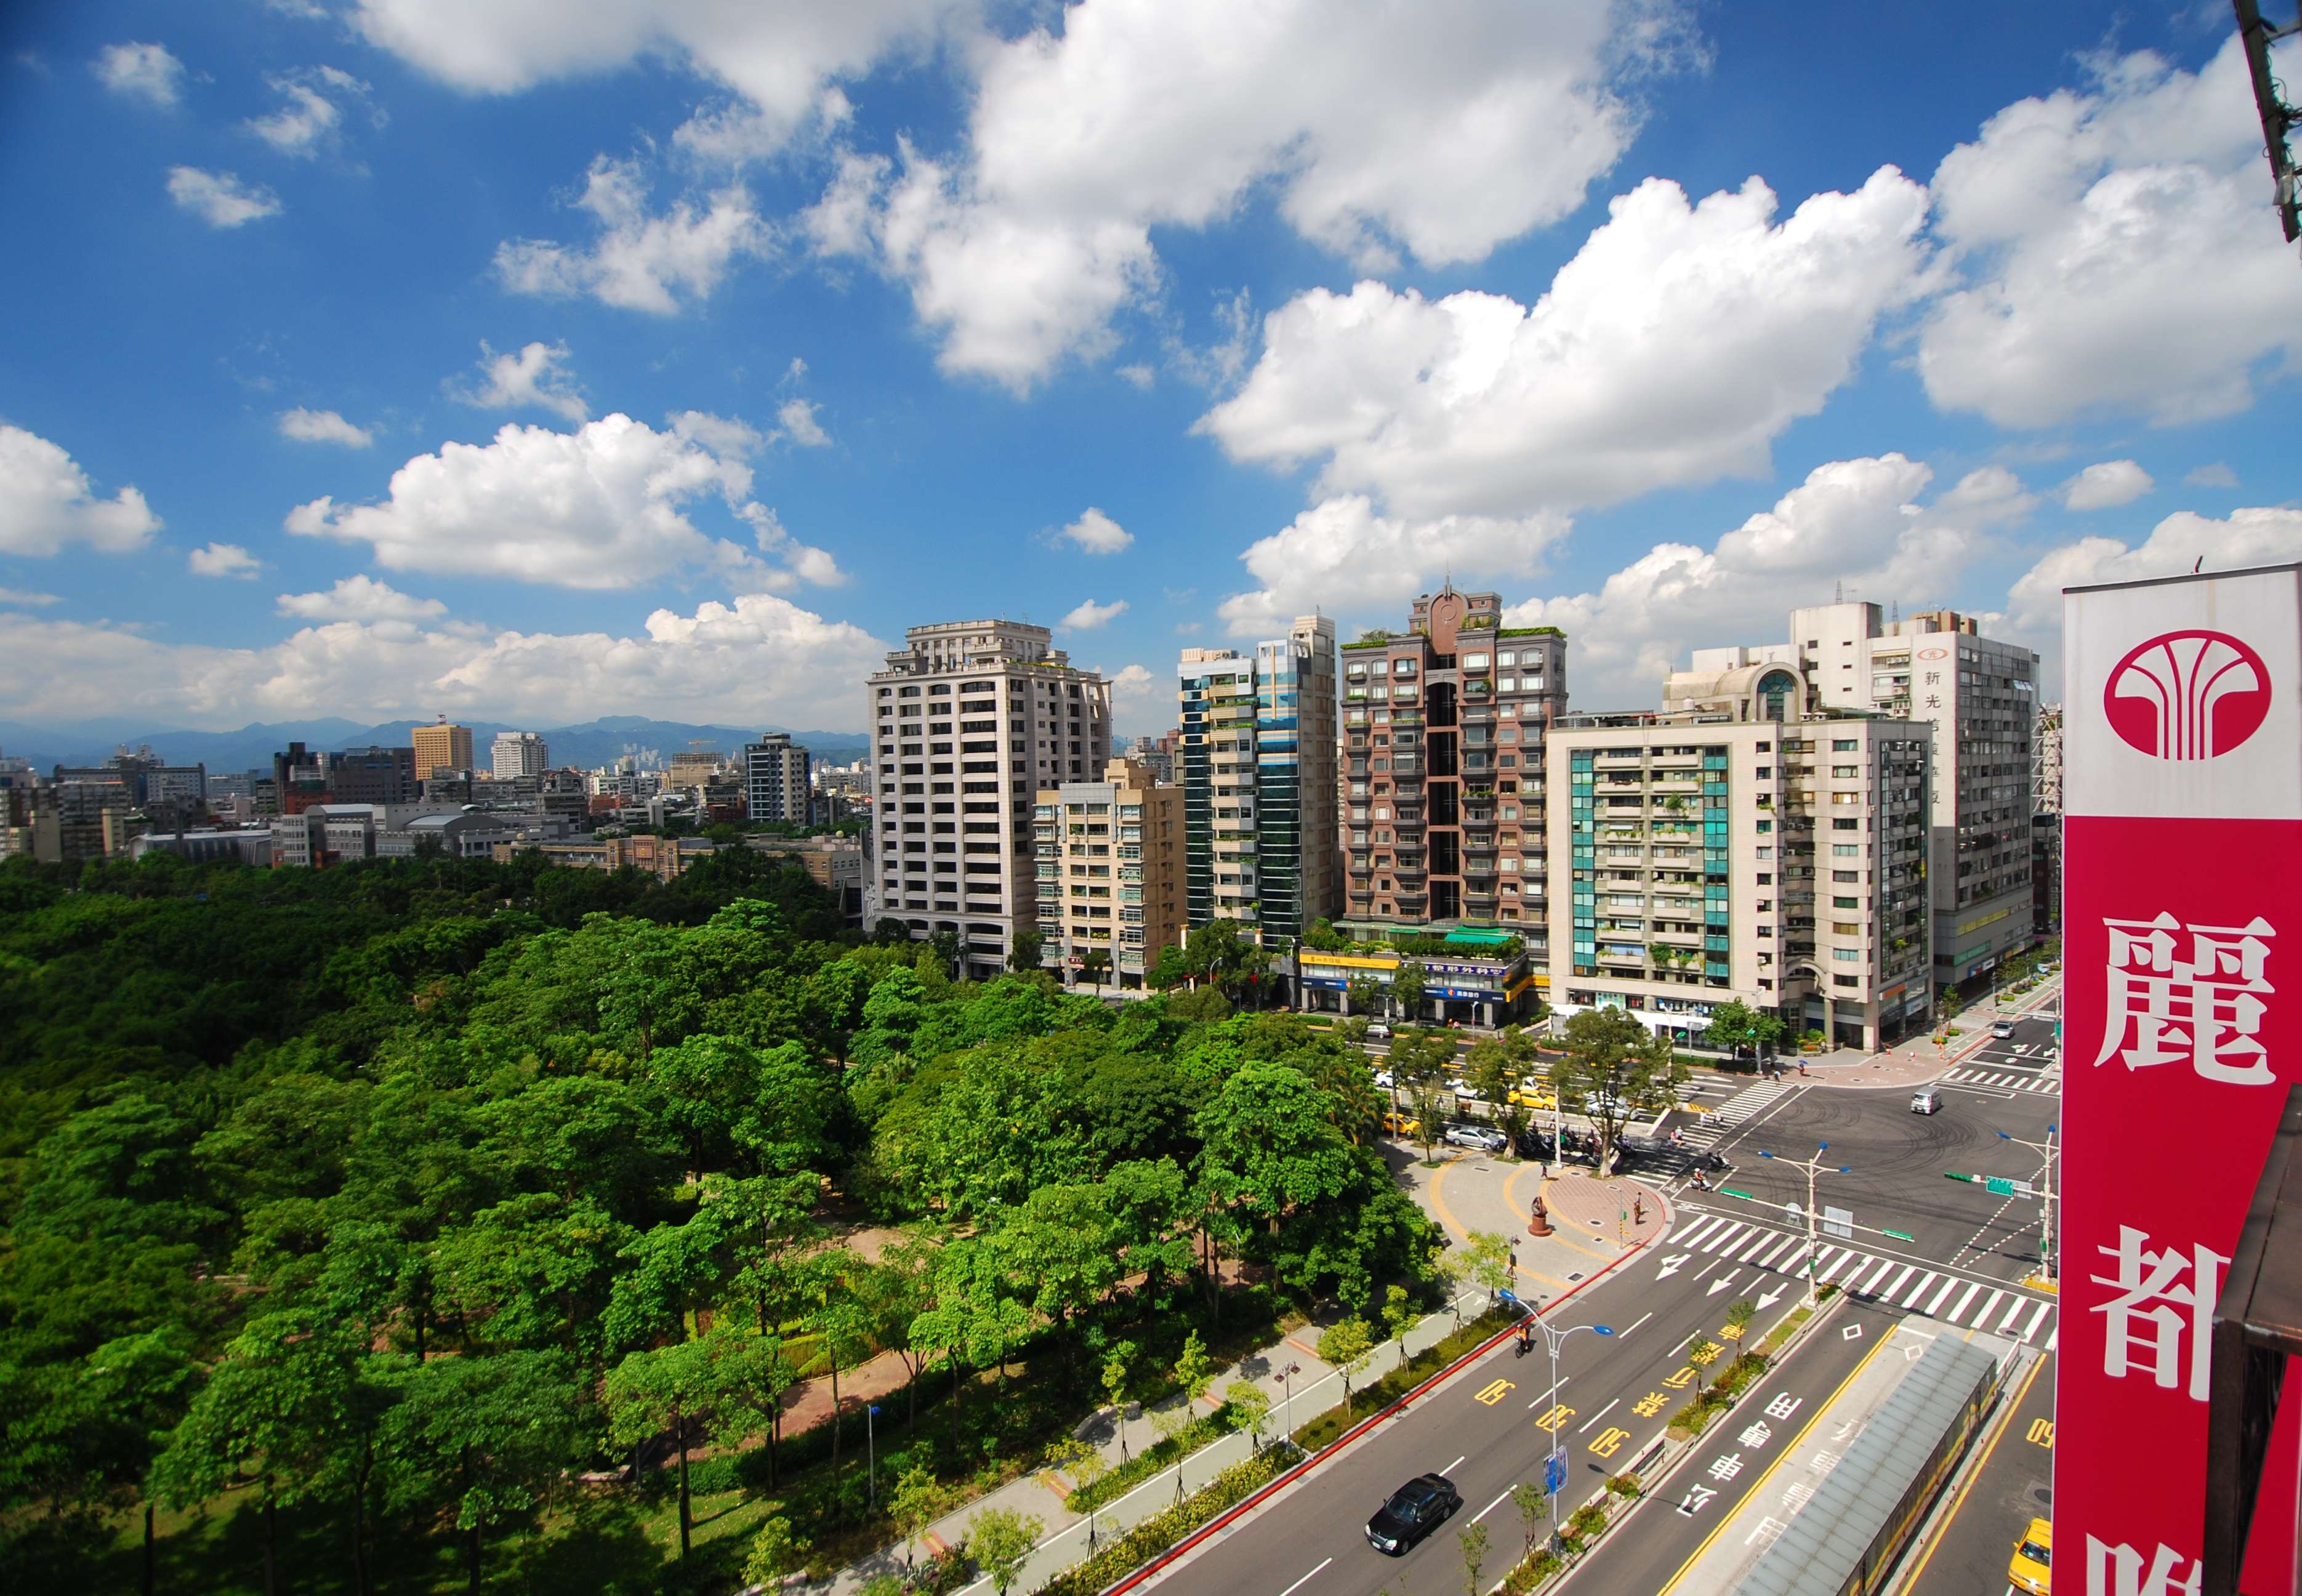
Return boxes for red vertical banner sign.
[2061,563,2302,1594]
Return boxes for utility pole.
[1997,1125,2060,1283]
[1758,1143,1849,1307]
[1528,1317,1614,1550]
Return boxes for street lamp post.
[867,1403,880,1511]
[1758,1143,1850,1307]
[1527,1318,1614,1551]
[1997,1125,2061,1283]
[1279,1362,1301,1441]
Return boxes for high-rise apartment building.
[1338,586,1567,947]
[741,733,811,824]
[491,731,550,779]
[411,717,474,780]
[1550,661,1934,1051]
[1034,756,1184,988]
[865,619,1112,979]
[1679,603,2036,995]
[2031,703,2063,940]
[1176,614,1338,956]
[328,746,418,806]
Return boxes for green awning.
[1443,929,1515,948]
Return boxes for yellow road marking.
[1474,1379,1515,1406]
[1590,1426,1632,1458]
[1887,1353,2048,1596]
[1535,1404,1574,1432]
[1657,1322,1893,1596]
[2024,1417,2053,1448]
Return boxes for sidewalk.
[1794,970,2063,1091]
[784,1283,1493,1596]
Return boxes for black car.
[1366,1472,1462,1555]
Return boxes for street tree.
[1391,961,1426,1022]
[1223,1379,1273,1449]
[1550,1007,1688,1175]
[1382,1284,1415,1368]
[1459,1521,1491,1596]
[603,1337,717,1558]
[1080,946,1113,989]
[966,1506,1045,1596]
[1510,1480,1547,1553]
[1316,1318,1375,1417]
[1007,927,1044,974]
[887,1461,943,1569]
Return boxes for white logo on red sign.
[2104,630,2272,760]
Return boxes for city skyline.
[2,4,2298,740]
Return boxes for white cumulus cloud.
[188,542,262,578]
[1218,497,1568,640]
[1061,507,1132,555]
[0,587,63,608]
[2006,507,2302,640]
[276,574,448,621]
[2186,462,2239,488]
[94,42,185,108]
[775,398,830,448]
[167,167,283,228]
[451,341,590,423]
[495,156,771,315]
[246,66,375,157]
[283,413,842,590]
[278,407,374,448]
[0,592,888,731]
[2059,459,2153,510]
[1503,455,2035,707]
[1918,34,2302,428]
[0,424,161,556]
[1200,168,1932,521]
[1061,597,1129,631]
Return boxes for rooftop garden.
[1499,624,1566,639]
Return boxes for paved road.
[1556,1296,1906,1595]
[1145,1230,1823,1596]
[1894,1352,2056,1596]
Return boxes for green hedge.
[1289,1307,1516,1452]
[1034,1448,1289,1596]
[1064,1406,1233,1513]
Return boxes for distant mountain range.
[0,715,871,776]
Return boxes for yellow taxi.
[2008,1517,2050,1594]
[1508,1082,1556,1111]
[1381,1108,1422,1137]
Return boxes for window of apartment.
[1833,869,1859,883]
[1463,653,1491,669]
[1756,873,1773,885]
[1832,844,1861,857]
[1832,818,1859,830]
[1370,659,1390,675]
[1499,651,1516,666]
[1831,765,1859,778]
[1755,846,1772,860]
[1833,974,1861,988]
[1832,948,1861,961]
[1833,921,1861,935]
[1832,739,1857,751]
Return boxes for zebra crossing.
[1659,1212,2059,1348]
[1677,1078,1798,1147]
[1944,1066,2061,1095]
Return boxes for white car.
[1365,1022,1392,1041]
[1372,1069,1395,1089]
[1451,1078,1481,1100]
[1443,1124,1507,1151]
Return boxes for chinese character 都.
[2087,1536,2202,1596]
[1707,1453,1744,1481]
[1764,1393,1803,1420]
[1737,1420,1774,1449]
[1632,1390,1668,1417]
[2091,1225,2225,1401]
[2096,911,2276,1086]
[1677,1483,1718,1517]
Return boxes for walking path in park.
[775,1159,1658,1596]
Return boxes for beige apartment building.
[866,619,1112,980]
[1680,602,2037,996]
[411,717,474,780]
[1548,659,1933,1052]
[1034,756,1183,988]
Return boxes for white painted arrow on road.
[1756,1286,1785,1310]
[1657,1253,1692,1280]
[1706,1271,1741,1297]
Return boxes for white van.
[1910,1086,1944,1114]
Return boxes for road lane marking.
[1753,1233,1799,1269]
[1817,1251,1859,1284]
[1275,1557,1332,1596]
[1735,1231,1776,1263]
[1883,1355,2048,1596]
[1473,1379,1515,1406]
[1973,1289,2006,1328]
[1902,1271,1939,1308]
[1859,1259,1899,1294]
[1676,1215,1725,1247]
[1577,1397,1622,1433]
[1534,1405,1574,1432]
[2019,1300,2051,1342]
[1925,1276,1958,1315]
[1946,1281,1982,1322]
[1472,1488,1512,1523]
[1998,1294,2029,1333]
[1619,1312,1654,1340]
[1702,1222,1750,1254]
[1529,1379,1573,1409]
[1878,1264,1916,1300]
[1658,1332,1899,1595]
[1442,1454,1466,1474]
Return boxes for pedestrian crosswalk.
[1659,1212,2058,1347]
[1944,1066,2061,1095]
[1678,1079,1798,1146]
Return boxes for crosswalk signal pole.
[1759,1143,1849,1308]
[1996,1126,2059,1283]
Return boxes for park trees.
[1550,1008,1688,1175]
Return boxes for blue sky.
[1,1,2296,740]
